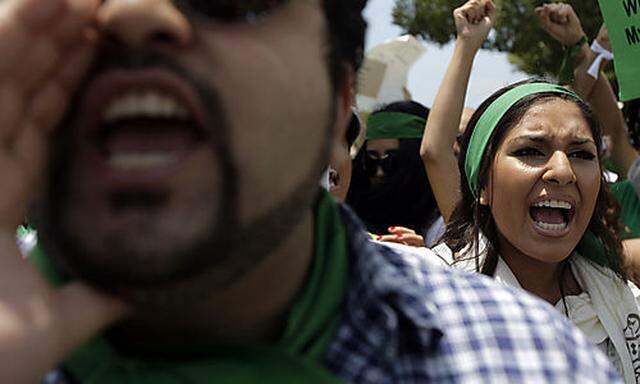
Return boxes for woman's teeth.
[531,199,572,209]
[530,199,573,233]
[533,221,568,231]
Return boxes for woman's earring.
[479,189,490,206]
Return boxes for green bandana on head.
[365,112,426,140]
[464,83,580,197]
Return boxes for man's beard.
[30,43,334,307]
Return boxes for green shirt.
[26,191,349,383]
[610,180,640,239]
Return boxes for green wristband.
[558,35,588,84]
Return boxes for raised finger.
[377,235,403,243]
[12,34,61,90]
[534,7,548,21]
[28,41,95,133]
[402,235,425,247]
[388,226,416,235]
[13,120,47,197]
[10,0,66,30]
[50,0,99,47]
[0,0,64,74]
[0,0,97,87]
[0,83,26,144]
[468,4,481,23]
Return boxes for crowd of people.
[1,0,640,382]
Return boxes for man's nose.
[542,151,577,186]
[97,0,192,49]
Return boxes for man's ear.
[332,64,355,148]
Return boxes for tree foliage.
[392,0,604,77]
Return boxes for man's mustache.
[87,40,189,79]
[64,40,228,140]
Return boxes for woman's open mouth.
[529,199,575,235]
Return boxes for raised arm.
[583,26,638,175]
[536,5,638,175]
[0,1,127,382]
[420,0,496,222]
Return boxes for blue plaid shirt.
[42,204,621,383]
[324,205,622,383]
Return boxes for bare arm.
[586,73,638,175]
[420,0,495,222]
[536,7,638,175]
[623,238,640,286]
[580,26,638,175]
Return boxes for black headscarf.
[346,101,439,237]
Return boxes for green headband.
[464,83,580,196]
[365,112,426,140]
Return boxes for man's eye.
[569,150,596,161]
[175,0,289,23]
[511,147,544,157]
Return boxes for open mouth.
[97,90,205,171]
[529,199,575,234]
[80,70,210,186]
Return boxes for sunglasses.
[174,0,290,23]
[364,150,398,177]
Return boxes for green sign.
[598,0,640,101]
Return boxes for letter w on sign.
[623,0,639,17]
[598,0,640,100]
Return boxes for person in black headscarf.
[346,101,443,246]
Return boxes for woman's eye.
[569,150,596,160]
[511,147,544,157]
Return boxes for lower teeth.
[108,152,177,170]
[534,221,567,231]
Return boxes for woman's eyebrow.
[570,138,596,146]
[508,135,547,145]
[508,135,595,146]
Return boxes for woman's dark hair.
[624,99,640,149]
[346,100,439,237]
[441,79,625,279]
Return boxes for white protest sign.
[356,35,426,111]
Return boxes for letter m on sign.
[627,26,640,45]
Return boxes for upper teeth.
[103,91,190,123]
[532,200,572,209]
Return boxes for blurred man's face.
[36,0,338,302]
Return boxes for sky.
[363,0,529,108]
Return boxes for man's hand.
[0,0,98,230]
[454,0,496,52]
[0,1,127,383]
[535,3,586,46]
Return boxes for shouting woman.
[435,77,640,382]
